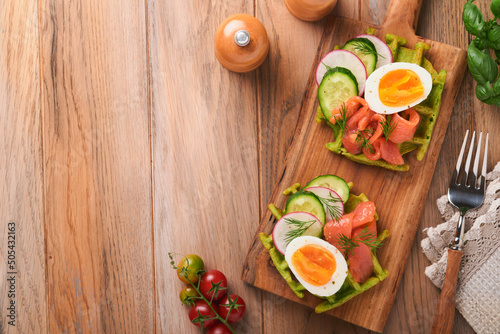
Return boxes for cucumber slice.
[354,34,393,69]
[304,186,344,222]
[285,191,326,225]
[318,67,358,124]
[272,212,323,254]
[305,175,350,203]
[315,49,367,95]
[343,38,378,76]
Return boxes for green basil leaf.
[492,0,500,18]
[474,36,489,50]
[468,41,498,85]
[463,0,486,36]
[488,25,500,49]
[493,79,500,94]
[483,95,500,106]
[475,82,494,101]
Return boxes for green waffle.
[317,33,447,172]
[260,185,389,313]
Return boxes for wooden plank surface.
[245,0,468,331]
[250,0,483,333]
[386,1,477,333]
[40,0,154,332]
[148,1,262,333]
[1,0,498,333]
[0,1,46,333]
[255,2,360,333]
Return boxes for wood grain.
[40,0,154,332]
[386,0,477,333]
[0,0,497,332]
[0,1,46,333]
[255,1,360,333]
[148,1,262,333]
[245,0,468,331]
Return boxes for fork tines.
[452,130,489,190]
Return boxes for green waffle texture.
[317,33,447,171]
[260,188,389,313]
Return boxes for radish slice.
[304,187,344,222]
[354,34,393,69]
[272,212,323,255]
[315,50,367,96]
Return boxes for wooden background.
[0,0,498,333]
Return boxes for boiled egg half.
[364,62,432,114]
[285,236,348,297]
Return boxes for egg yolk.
[378,69,424,107]
[291,244,336,286]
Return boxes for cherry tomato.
[200,270,228,301]
[188,300,218,328]
[176,254,204,284]
[218,294,246,323]
[207,322,233,334]
[179,285,199,306]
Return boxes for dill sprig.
[380,115,397,143]
[317,193,343,221]
[333,227,383,256]
[322,62,333,71]
[283,218,316,245]
[355,128,375,154]
[336,103,349,136]
[352,41,385,59]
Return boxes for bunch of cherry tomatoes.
[173,253,246,333]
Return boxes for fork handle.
[431,249,464,334]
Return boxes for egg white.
[364,62,433,114]
[285,236,348,297]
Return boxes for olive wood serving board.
[242,0,467,332]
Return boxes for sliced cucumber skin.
[343,38,377,76]
[305,175,350,203]
[285,191,326,225]
[318,67,358,123]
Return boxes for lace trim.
[422,161,500,287]
[422,161,500,333]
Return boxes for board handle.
[431,248,463,334]
[382,0,423,35]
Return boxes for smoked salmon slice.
[324,201,376,248]
[388,108,420,143]
[379,138,404,165]
[348,226,375,283]
[324,201,378,283]
[351,201,376,230]
[323,216,352,254]
[332,97,419,166]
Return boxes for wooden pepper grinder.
[284,0,337,22]
[215,14,269,73]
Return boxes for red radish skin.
[304,186,344,221]
[315,50,367,96]
[272,212,323,255]
[354,34,393,69]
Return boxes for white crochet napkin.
[421,161,500,334]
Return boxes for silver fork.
[431,130,489,334]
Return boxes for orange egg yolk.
[378,69,424,107]
[291,244,336,286]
